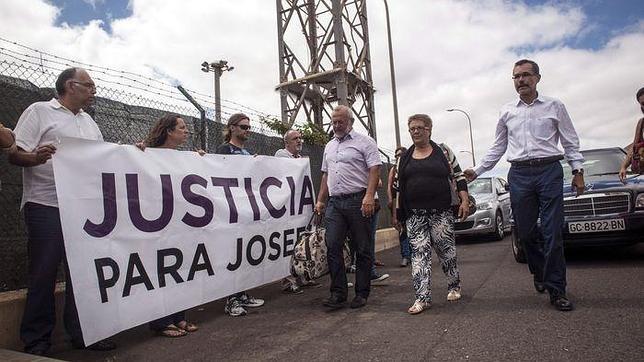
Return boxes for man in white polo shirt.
[9,67,115,355]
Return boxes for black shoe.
[371,272,390,283]
[550,296,574,311]
[323,295,346,310]
[73,339,117,351]
[350,295,367,309]
[533,280,546,293]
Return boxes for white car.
[455,177,512,240]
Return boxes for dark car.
[511,147,644,263]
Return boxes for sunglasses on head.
[235,124,251,131]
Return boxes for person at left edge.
[8,67,116,355]
[216,113,266,317]
[314,105,382,310]
[0,122,16,152]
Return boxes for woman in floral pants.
[394,114,471,314]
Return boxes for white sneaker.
[239,293,265,308]
[447,288,462,301]
[371,273,390,283]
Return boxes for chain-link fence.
[0,38,393,292]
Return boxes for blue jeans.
[325,193,374,300]
[508,162,567,296]
[20,203,84,351]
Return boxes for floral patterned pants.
[406,209,461,303]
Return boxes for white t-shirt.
[14,98,103,208]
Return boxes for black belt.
[330,189,366,200]
[510,155,563,167]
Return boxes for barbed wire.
[0,37,279,123]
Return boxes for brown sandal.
[176,320,199,333]
[158,324,188,338]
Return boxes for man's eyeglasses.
[408,126,430,133]
[235,124,251,131]
[512,72,536,80]
[71,81,96,90]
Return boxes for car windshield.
[468,178,493,194]
[561,148,626,182]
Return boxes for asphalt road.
[54,236,644,361]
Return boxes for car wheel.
[511,225,527,263]
[492,211,504,240]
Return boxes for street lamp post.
[458,150,474,168]
[383,0,401,148]
[201,60,234,123]
[447,108,475,167]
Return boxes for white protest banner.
[52,138,314,345]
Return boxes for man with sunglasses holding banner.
[216,113,266,316]
[464,59,585,312]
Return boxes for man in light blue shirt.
[465,59,585,312]
[315,105,381,310]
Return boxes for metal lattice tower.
[275,0,377,140]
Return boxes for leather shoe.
[550,296,574,311]
[323,295,346,310]
[533,280,546,293]
[350,295,367,309]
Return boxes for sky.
[1,0,643,176]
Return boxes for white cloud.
[0,0,642,172]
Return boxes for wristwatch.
[572,169,584,176]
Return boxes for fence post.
[177,85,207,150]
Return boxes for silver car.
[455,176,512,240]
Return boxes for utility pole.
[383,0,400,148]
[201,60,234,123]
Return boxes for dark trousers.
[399,229,411,259]
[325,193,373,300]
[349,206,379,276]
[508,162,567,296]
[149,311,186,331]
[20,203,84,351]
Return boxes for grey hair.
[333,105,354,122]
[283,129,298,142]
